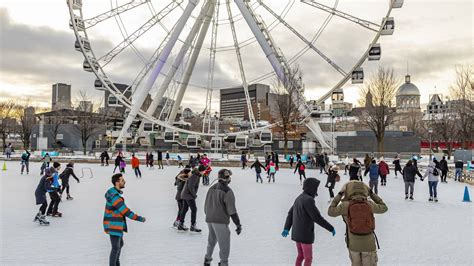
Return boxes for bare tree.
[48,116,64,149]
[273,66,304,154]
[358,67,400,154]
[0,100,17,150]
[429,112,458,159]
[14,103,36,149]
[450,64,474,149]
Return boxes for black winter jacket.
[455,161,464,169]
[440,159,448,171]
[250,161,265,173]
[402,165,422,182]
[181,170,201,200]
[35,175,51,205]
[284,178,334,244]
[60,167,80,184]
[349,163,361,180]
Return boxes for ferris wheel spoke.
[226,0,257,129]
[83,0,152,29]
[258,1,347,76]
[98,1,182,66]
[116,0,199,145]
[301,0,380,32]
[203,0,220,133]
[167,0,216,125]
[140,0,213,130]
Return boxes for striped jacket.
[103,187,144,236]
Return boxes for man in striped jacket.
[104,173,146,266]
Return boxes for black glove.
[235,225,242,235]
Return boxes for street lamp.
[428,128,433,161]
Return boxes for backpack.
[335,174,341,182]
[432,167,439,176]
[21,153,28,160]
[369,164,378,176]
[347,200,375,235]
[299,164,305,171]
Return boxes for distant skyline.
[0,0,472,112]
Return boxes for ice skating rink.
[1,161,472,265]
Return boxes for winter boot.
[429,196,433,202]
[67,194,74,200]
[190,224,202,233]
[434,197,438,202]
[173,220,180,229]
[409,194,414,200]
[405,194,408,200]
[177,222,188,231]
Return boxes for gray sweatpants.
[404,182,414,195]
[205,223,231,266]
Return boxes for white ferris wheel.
[67,0,403,150]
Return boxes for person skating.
[328,179,388,266]
[173,168,192,228]
[113,153,122,173]
[20,149,31,175]
[402,160,422,200]
[250,158,265,183]
[200,154,212,186]
[317,154,326,174]
[131,154,141,178]
[294,160,307,185]
[349,158,362,182]
[344,155,350,175]
[157,150,163,169]
[378,158,389,186]
[274,152,280,169]
[203,169,242,266]
[439,156,448,183]
[289,154,295,168]
[178,165,207,232]
[454,160,464,181]
[282,178,335,266]
[177,154,184,168]
[145,153,150,168]
[189,155,197,168]
[46,162,62,217]
[266,161,277,183]
[364,159,380,195]
[59,162,80,200]
[119,157,126,173]
[240,152,247,169]
[165,151,170,166]
[42,152,52,167]
[5,143,12,159]
[323,153,330,173]
[148,152,154,169]
[326,166,340,202]
[422,159,440,202]
[363,153,371,173]
[392,155,402,178]
[100,151,110,166]
[104,173,146,266]
[34,169,53,225]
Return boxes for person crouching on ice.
[282,178,335,266]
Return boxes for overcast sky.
[0,0,472,113]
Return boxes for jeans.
[133,167,141,178]
[205,223,231,266]
[296,242,313,266]
[21,161,29,174]
[405,182,414,196]
[109,235,124,266]
[180,199,197,225]
[369,178,379,194]
[428,181,438,198]
[455,168,462,180]
[256,173,262,183]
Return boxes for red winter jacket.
[378,161,389,176]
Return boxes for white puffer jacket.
[423,162,440,182]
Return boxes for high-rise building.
[220,84,270,119]
[52,83,72,110]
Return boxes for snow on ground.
[0,161,472,266]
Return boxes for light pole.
[331,114,335,155]
[428,128,433,161]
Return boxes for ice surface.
[0,161,472,265]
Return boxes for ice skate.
[405,194,408,200]
[177,222,188,231]
[429,196,433,202]
[37,215,50,226]
[409,195,414,200]
[190,224,202,233]
[33,212,41,222]
[52,212,62,217]
[434,197,438,202]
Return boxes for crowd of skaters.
[20,146,472,266]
